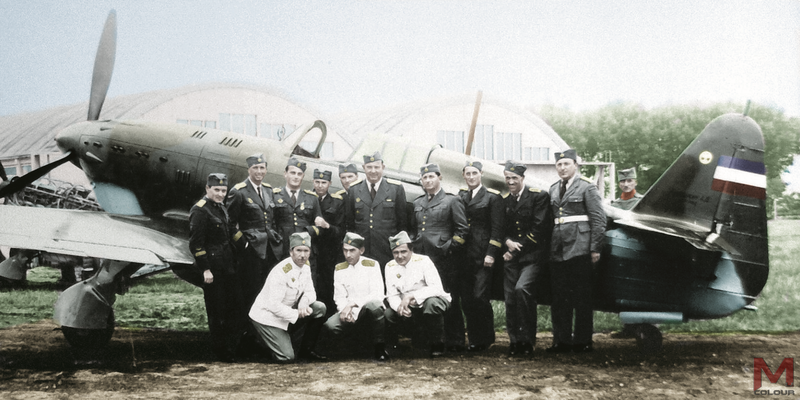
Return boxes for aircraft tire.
[62,311,115,348]
[633,323,662,354]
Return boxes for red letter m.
[754,358,794,390]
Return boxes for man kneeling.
[249,232,327,362]
[323,232,388,361]
[384,231,451,358]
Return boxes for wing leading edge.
[0,206,192,265]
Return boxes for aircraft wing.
[0,206,192,265]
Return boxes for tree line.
[535,102,800,218]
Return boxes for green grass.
[2,219,799,334]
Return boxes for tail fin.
[634,113,769,281]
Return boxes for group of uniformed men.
[189,147,617,363]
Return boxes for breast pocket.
[382,201,396,220]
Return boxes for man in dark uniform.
[412,163,469,352]
[548,149,606,354]
[345,151,408,271]
[272,158,329,263]
[458,160,504,352]
[226,153,281,309]
[610,167,643,210]
[312,168,345,314]
[501,161,552,357]
[338,163,359,193]
[190,173,245,362]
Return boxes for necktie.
[560,179,568,200]
[370,183,376,200]
[257,186,262,203]
[290,190,297,206]
[466,190,473,203]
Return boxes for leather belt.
[554,215,589,224]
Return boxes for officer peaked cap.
[246,153,266,167]
[504,161,526,176]
[618,167,637,180]
[287,157,307,172]
[343,232,365,248]
[290,232,311,249]
[554,149,577,163]
[313,169,332,182]
[339,163,358,175]
[363,151,383,164]
[389,231,413,250]
[207,173,227,187]
[464,160,483,172]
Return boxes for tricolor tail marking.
[711,155,766,200]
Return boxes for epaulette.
[459,187,468,192]
[580,176,592,183]
[386,260,397,268]
[352,178,364,185]
[273,187,282,193]
[334,189,347,196]
[502,192,510,199]
[361,259,376,267]
[386,178,402,185]
[550,181,560,188]
[304,189,318,197]
[486,188,501,195]
[330,192,343,200]
[282,263,293,273]
[335,262,349,271]
[528,187,542,193]
[412,255,424,262]
[195,199,206,207]
[261,182,272,188]
[233,182,247,190]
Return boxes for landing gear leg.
[632,323,662,354]
[54,259,139,348]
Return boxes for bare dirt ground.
[0,320,797,399]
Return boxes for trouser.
[504,257,543,344]
[250,301,327,362]
[431,257,465,347]
[462,262,495,346]
[323,299,385,344]
[203,273,245,359]
[385,297,449,346]
[238,246,272,310]
[550,254,594,345]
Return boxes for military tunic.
[226,179,282,309]
[384,254,451,346]
[272,187,323,260]
[248,257,327,362]
[189,196,245,360]
[610,192,643,210]
[323,256,385,344]
[458,185,504,347]
[502,186,552,346]
[345,178,408,270]
[548,174,606,346]
[412,189,468,347]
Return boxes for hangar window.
[436,130,464,152]
[219,113,257,136]
[4,166,16,178]
[176,119,217,129]
[494,131,521,161]
[260,123,297,141]
[524,147,550,162]
[471,125,494,159]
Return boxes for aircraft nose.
[55,121,93,153]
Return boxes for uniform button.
[422,228,426,231]
[370,213,373,217]
[370,225,373,228]
[559,207,563,211]
[516,221,519,224]
[422,221,426,225]
[295,222,298,226]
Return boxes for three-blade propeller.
[0,10,116,199]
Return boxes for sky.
[1,0,799,118]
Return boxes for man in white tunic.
[384,231,451,357]
[322,232,388,361]
[249,232,327,362]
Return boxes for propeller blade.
[0,152,75,199]
[87,10,117,121]
[0,160,7,181]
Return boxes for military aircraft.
[0,10,768,352]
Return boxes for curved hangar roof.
[0,83,321,159]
